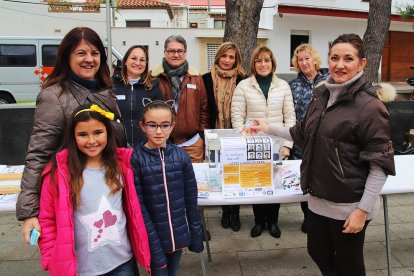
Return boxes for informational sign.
[220,136,277,198]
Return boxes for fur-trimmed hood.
[150,63,200,78]
[376,82,397,102]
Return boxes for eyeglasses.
[144,122,173,132]
[165,49,186,56]
[254,58,272,64]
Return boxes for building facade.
[0,0,413,81]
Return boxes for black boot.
[230,205,241,231]
[221,206,231,229]
[250,224,264,238]
[231,214,241,232]
[268,223,281,238]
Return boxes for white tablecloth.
[1,155,414,212]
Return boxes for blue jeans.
[151,250,183,276]
[102,258,139,276]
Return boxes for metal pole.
[383,195,392,276]
[105,0,112,73]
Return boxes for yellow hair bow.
[74,104,115,121]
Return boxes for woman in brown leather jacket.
[249,34,395,276]
[17,27,126,244]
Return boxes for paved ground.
[1,193,413,276]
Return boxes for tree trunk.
[363,0,391,83]
[224,0,264,74]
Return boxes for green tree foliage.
[397,4,414,20]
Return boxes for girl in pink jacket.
[38,104,151,275]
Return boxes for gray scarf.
[162,58,189,102]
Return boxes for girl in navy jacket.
[131,99,203,275]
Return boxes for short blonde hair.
[250,46,276,76]
[214,42,245,75]
[291,43,321,73]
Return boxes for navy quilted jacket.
[289,68,329,160]
[131,142,204,268]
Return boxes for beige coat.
[16,80,126,220]
[231,74,296,148]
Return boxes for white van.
[0,36,123,104]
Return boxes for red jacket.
[38,148,151,275]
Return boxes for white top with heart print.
[74,167,132,275]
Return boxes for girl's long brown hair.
[51,104,122,208]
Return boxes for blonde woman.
[289,43,329,233]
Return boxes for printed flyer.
[220,136,277,198]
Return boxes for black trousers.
[307,210,370,276]
[252,203,280,225]
[222,205,240,215]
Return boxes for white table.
[198,155,414,276]
[2,156,413,276]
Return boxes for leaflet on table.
[220,136,275,198]
[193,163,210,198]
[0,193,18,204]
[281,160,302,194]
[0,165,24,181]
[193,162,222,198]
[0,165,23,194]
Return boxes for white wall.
[0,0,107,37]
[269,14,368,76]
[277,0,413,14]
[115,9,172,28]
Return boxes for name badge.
[116,95,126,100]
[272,98,280,104]
[187,83,196,89]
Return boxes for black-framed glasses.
[144,122,173,132]
[165,49,186,56]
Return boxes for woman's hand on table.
[342,208,368,234]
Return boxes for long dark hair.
[51,104,122,208]
[42,27,112,91]
[121,45,152,89]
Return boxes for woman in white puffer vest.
[231,46,296,239]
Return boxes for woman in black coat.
[113,45,163,147]
[202,42,246,231]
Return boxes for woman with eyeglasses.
[113,45,164,147]
[231,46,296,239]
[202,42,246,232]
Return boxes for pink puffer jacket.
[38,148,151,275]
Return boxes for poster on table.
[220,136,277,198]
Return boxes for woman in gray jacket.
[17,27,126,243]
